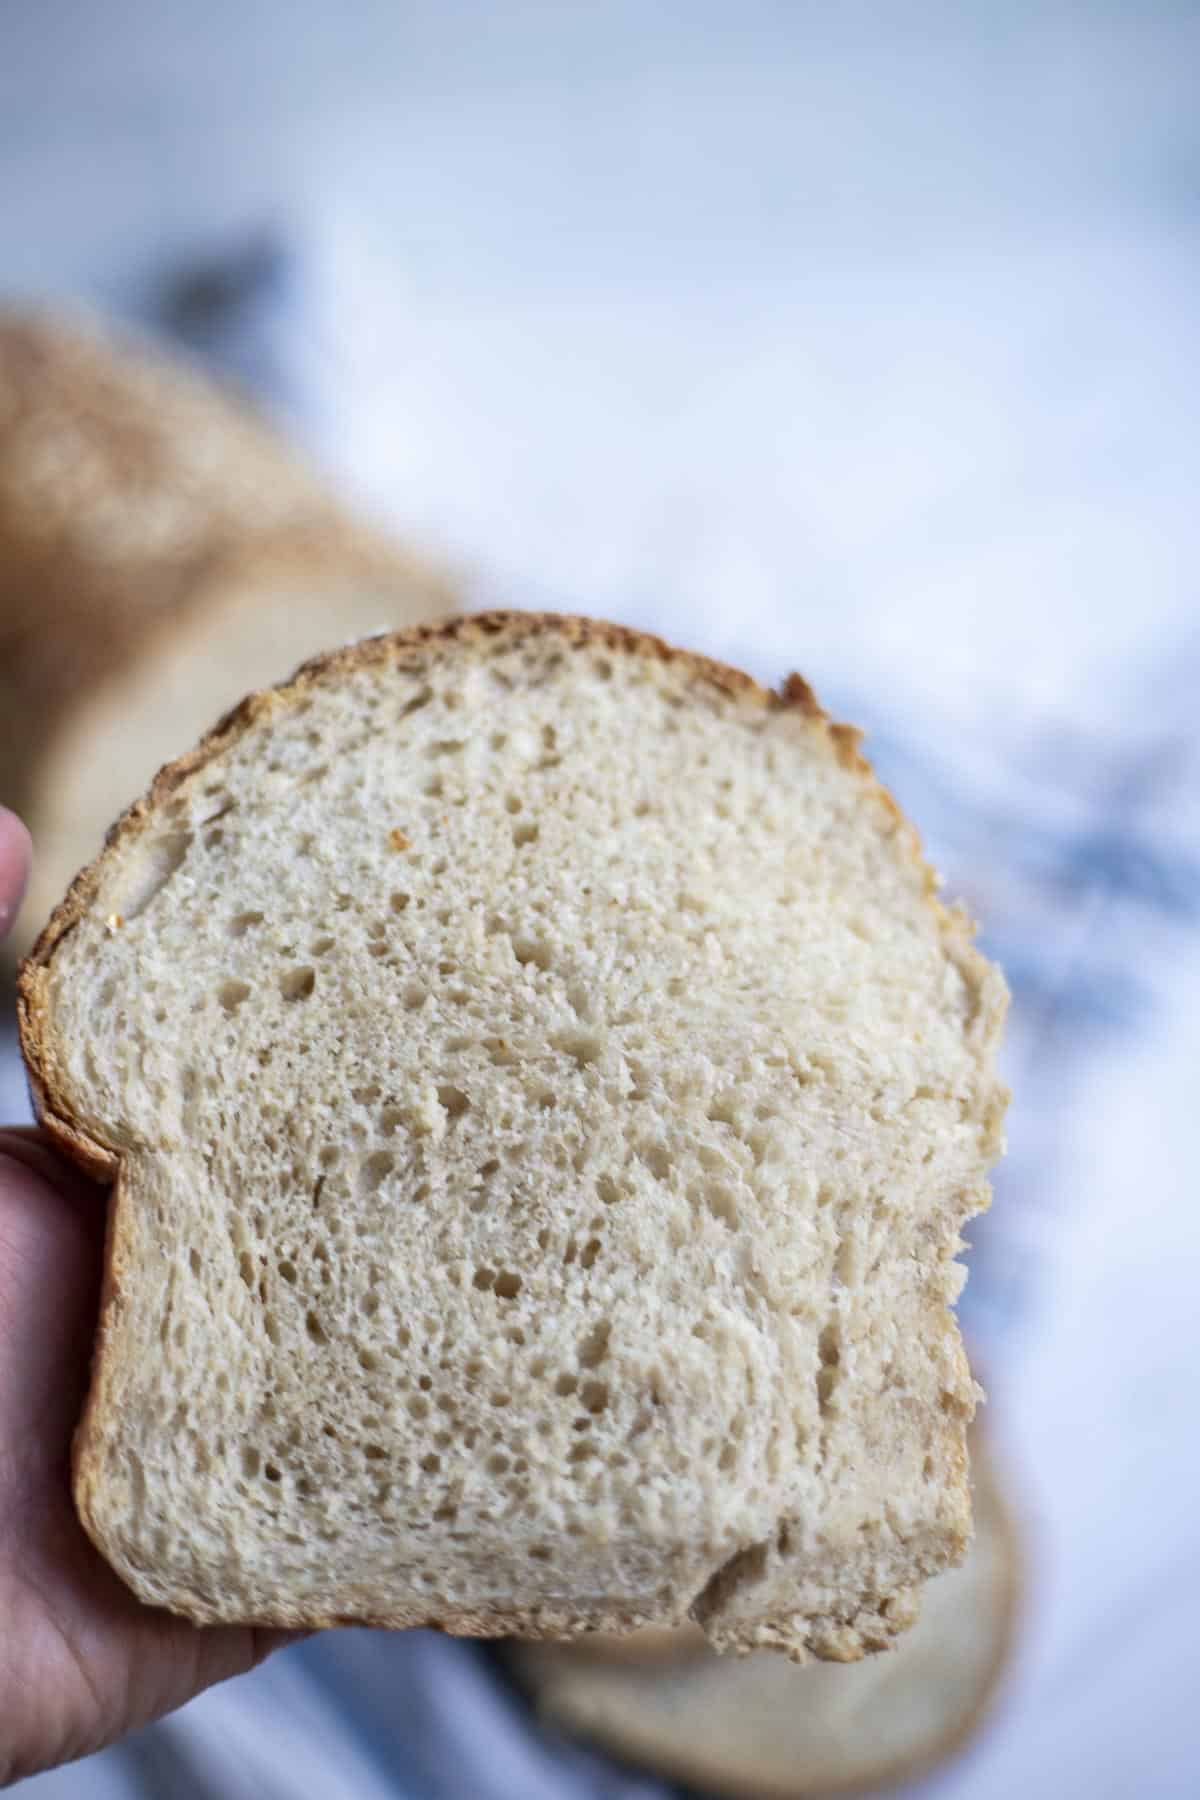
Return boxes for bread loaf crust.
[0,308,458,954]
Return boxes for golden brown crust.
[17,610,1004,1642]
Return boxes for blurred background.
[3,2,1199,1795]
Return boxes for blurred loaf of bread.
[512,1427,1020,1798]
[0,307,459,955]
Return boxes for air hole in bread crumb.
[311,935,335,957]
[581,1380,609,1414]
[579,1237,602,1269]
[719,1442,737,1472]
[555,1372,577,1397]
[437,1084,470,1120]
[217,979,251,1014]
[473,1267,495,1292]
[554,1030,603,1069]
[513,937,552,971]
[280,966,316,1002]
[817,1323,841,1414]
[242,1447,260,1479]
[488,1453,510,1476]
[306,1311,328,1345]
[279,1260,297,1285]
[112,826,193,920]
[641,1141,671,1181]
[512,821,539,847]
[264,1463,281,1483]
[360,1151,394,1193]
[364,1443,387,1462]
[704,1184,739,1230]
[494,1270,521,1300]
[595,1174,622,1208]
[420,1452,441,1474]
[578,1320,611,1368]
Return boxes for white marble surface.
[5,4,1200,1796]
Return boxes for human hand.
[0,807,291,1784]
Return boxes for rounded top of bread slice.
[19,612,1007,1657]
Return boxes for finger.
[0,1148,100,1482]
[0,805,32,941]
[0,1128,107,1221]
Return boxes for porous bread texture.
[512,1430,1020,1798]
[19,613,1008,1658]
[0,305,457,956]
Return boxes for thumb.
[0,805,32,942]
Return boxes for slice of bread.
[18,613,1008,1657]
[0,308,457,956]
[511,1428,1020,1797]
